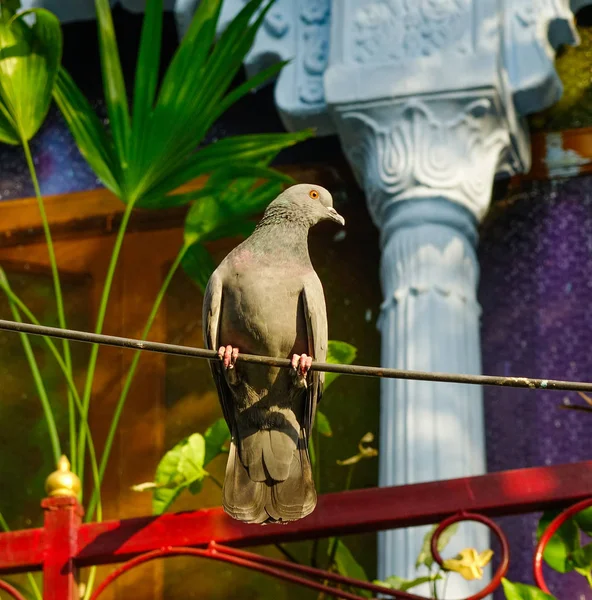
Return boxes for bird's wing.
[301,274,328,439]
[202,271,236,432]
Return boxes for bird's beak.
[326,207,345,226]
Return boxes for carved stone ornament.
[351,0,471,64]
[334,91,520,222]
[211,0,590,144]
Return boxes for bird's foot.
[291,353,312,388]
[218,345,240,384]
[218,345,239,369]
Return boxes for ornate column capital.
[332,92,518,223]
[211,0,582,195]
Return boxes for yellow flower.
[442,548,494,581]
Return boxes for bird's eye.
[309,190,319,199]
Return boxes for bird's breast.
[219,265,310,359]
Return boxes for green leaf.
[571,542,592,569]
[53,68,120,194]
[141,133,308,202]
[155,0,220,111]
[157,0,271,159]
[574,565,592,587]
[203,418,230,466]
[130,0,162,168]
[373,574,442,592]
[135,184,214,210]
[329,539,370,598]
[575,507,592,536]
[54,0,310,210]
[177,434,206,479]
[150,0,222,135]
[183,194,227,245]
[188,478,204,495]
[213,59,287,121]
[536,510,579,573]
[182,194,262,247]
[152,486,183,515]
[416,522,460,569]
[325,341,357,389]
[181,242,216,293]
[95,0,131,171]
[0,6,62,144]
[436,522,460,552]
[501,578,557,600]
[0,576,38,600]
[128,0,222,192]
[130,0,284,198]
[315,410,332,437]
[152,433,206,514]
[137,163,290,211]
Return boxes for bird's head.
[268,183,345,228]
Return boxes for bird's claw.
[218,345,239,370]
[291,353,312,388]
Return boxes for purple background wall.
[479,176,592,598]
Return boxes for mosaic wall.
[480,176,592,599]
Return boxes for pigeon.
[202,183,345,524]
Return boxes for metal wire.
[0,318,591,393]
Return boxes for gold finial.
[45,455,81,498]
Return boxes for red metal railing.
[0,460,591,599]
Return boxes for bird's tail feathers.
[222,441,268,523]
[222,429,316,524]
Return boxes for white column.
[327,86,521,595]
[378,199,483,596]
[322,0,581,593]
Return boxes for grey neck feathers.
[249,205,312,262]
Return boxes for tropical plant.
[0,0,311,597]
[0,3,67,597]
[490,457,592,599]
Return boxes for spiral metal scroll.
[534,497,592,595]
[0,579,28,600]
[430,511,511,600]
[89,543,410,600]
[89,514,511,600]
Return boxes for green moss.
[530,26,592,131]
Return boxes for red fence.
[1,460,591,599]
